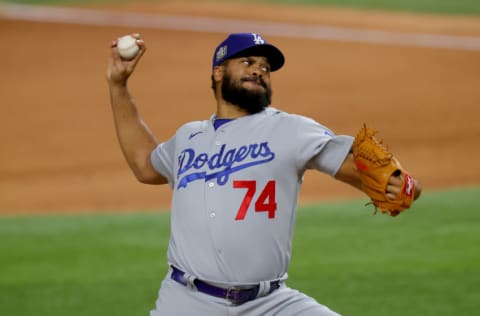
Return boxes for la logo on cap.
[252,33,265,45]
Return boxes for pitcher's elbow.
[132,166,167,185]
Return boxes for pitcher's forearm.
[108,82,159,180]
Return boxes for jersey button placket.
[207,182,215,219]
[205,130,225,258]
[214,124,225,146]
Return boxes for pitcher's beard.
[221,73,272,115]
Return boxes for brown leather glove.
[352,125,415,216]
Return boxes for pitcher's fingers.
[109,39,123,61]
[386,184,400,200]
[387,184,400,194]
[386,192,396,200]
[126,39,146,69]
[388,174,402,185]
[136,39,146,57]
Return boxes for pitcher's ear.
[213,66,223,82]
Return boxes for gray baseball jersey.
[151,107,353,286]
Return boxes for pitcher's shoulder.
[265,107,314,123]
[264,107,299,120]
[175,119,210,137]
[266,108,337,136]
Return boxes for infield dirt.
[1,1,479,214]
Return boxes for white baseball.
[117,35,140,60]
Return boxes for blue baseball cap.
[212,33,285,72]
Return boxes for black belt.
[170,266,281,305]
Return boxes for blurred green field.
[1,187,479,316]
[256,0,480,15]
[1,0,480,16]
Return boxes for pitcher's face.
[221,56,272,114]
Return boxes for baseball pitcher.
[106,32,422,316]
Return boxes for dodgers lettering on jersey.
[177,142,275,188]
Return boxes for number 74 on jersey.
[233,180,277,220]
